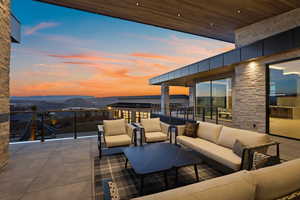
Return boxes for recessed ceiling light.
[136,2,139,6]
[177,13,181,17]
[209,22,214,27]
[237,9,241,14]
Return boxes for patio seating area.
[0,130,299,200]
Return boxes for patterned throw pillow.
[277,190,300,200]
[108,181,120,200]
[183,122,199,138]
[232,139,248,157]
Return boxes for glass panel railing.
[10,112,34,142]
[76,109,112,137]
[10,109,115,142]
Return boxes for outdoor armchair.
[136,118,171,144]
[97,119,137,158]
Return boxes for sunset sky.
[11,0,234,97]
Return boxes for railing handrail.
[11,108,109,114]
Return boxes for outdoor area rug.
[94,152,223,200]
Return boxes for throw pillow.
[232,139,248,157]
[252,152,282,170]
[183,122,199,138]
[277,190,300,200]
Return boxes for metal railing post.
[202,107,205,122]
[74,112,77,139]
[216,107,219,124]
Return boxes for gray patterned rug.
[94,150,223,200]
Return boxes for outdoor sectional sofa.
[133,158,300,200]
[175,122,279,171]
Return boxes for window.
[196,78,232,121]
[269,59,300,139]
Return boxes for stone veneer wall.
[0,0,11,170]
[232,48,300,133]
[235,8,300,47]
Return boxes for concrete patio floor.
[0,134,299,200]
[0,136,98,200]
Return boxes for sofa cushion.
[250,158,300,200]
[105,135,131,147]
[145,132,168,142]
[141,118,161,133]
[103,119,126,136]
[217,126,270,149]
[132,170,256,200]
[183,122,199,138]
[177,136,241,170]
[197,122,222,143]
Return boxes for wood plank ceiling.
[35,0,300,43]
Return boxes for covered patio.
[0,135,299,200]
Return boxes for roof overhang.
[35,0,300,43]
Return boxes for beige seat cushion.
[103,119,126,136]
[132,170,256,200]
[197,122,223,143]
[105,135,131,147]
[145,132,168,142]
[177,136,241,170]
[141,118,161,133]
[251,158,300,200]
[217,126,270,149]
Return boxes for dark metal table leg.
[125,158,128,168]
[194,164,199,182]
[175,168,178,185]
[164,171,168,189]
[139,175,144,196]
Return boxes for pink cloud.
[25,22,60,35]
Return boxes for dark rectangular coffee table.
[123,143,202,195]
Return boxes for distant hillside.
[11,95,94,103]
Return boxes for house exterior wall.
[232,48,300,133]
[0,0,11,170]
[235,8,300,47]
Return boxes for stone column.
[0,0,11,170]
[189,84,196,107]
[189,84,196,119]
[161,83,170,116]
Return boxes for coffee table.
[123,143,202,195]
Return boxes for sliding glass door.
[268,59,300,139]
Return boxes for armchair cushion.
[160,122,170,135]
[141,118,161,133]
[103,119,126,136]
[145,132,168,142]
[105,135,131,148]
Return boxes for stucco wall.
[0,0,11,170]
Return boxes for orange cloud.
[48,53,126,63]
[11,33,233,97]
[130,53,170,60]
